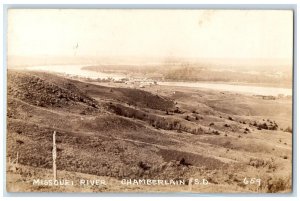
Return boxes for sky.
[7,9,293,62]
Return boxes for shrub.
[264,177,291,193]
[284,127,292,133]
[184,116,190,121]
[258,122,277,130]
[174,107,182,114]
[138,161,151,171]
[179,158,191,166]
[16,139,24,145]
[212,130,220,135]
[248,158,277,171]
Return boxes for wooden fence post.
[16,152,19,166]
[188,178,193,191]
[53,131,57,180]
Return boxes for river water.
[25,65,292,96]
[158,82,292,96]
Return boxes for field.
[6,70,292,193]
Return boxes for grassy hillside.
[6,70,292,193]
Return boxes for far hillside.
[82,63,292,88]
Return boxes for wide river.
[25,65,292,96]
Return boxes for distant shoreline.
[81,66,292,89]
[9,65,293,93]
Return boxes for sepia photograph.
[6,8,293,193]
